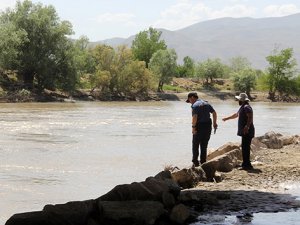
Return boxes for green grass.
[163,84,186,92]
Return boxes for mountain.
[94,13,300,69]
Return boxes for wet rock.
[5,211,54,225]
[43,200,99,225]
[169,204,190,224]
[98,175,180,202]
[179,190,203,202]
[162,191,176,208]
[154,170,172,180]
[98,200,165,225]
[5,200,99,225]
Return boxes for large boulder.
[43,200,99,225]
[98,175,180,202]
[5,211,55,225]
[5,200,99,225]
[257,132,283,149]
[202,148,242,181]
[98,200,165,225]
[207,142,240,161]
[169,204,190,224]
[171,167,206,189]
[251,137,267,151]
[279,135,299,146]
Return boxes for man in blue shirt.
[222,93,255,170]
[186,92,218,167]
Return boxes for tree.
[229,56,252,73]
[0,17,27,69]
[0,0,76,91]
[131,27,167,68]
[266,48,298,100]
[90,44,117,93]
[90,44,153,98]
[232,69,257,98]
[176,56,195,77]
[149,49,177,92]
[73,36,96,79]
[195,58,225,84]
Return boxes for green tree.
[0,17,27,69]
[293,75,300,96]
[232,69,257,98]
[90,44,153,98]
[0,0,76,91]
[73,36,95,79]
[176,56,195,77]
[90,44,116,93]
[131,27,167,68]
[266,48,298,100]
[149,49,177,92]
[195,58,225,84]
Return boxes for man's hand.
[213,123,218,134]
[192,127,197,135]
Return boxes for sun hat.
[235,93,250,101]
[186,92,198,103]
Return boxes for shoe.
[192,161,200,167]
[241,165,254,170]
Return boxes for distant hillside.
[93,13,300,69]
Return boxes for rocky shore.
[5,132,300,225]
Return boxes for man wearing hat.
[186,92,218,167]
[222,93,255,170]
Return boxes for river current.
[0,101,299,224]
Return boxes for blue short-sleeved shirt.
[191,99,215,123]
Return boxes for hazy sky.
[1,0,300,41]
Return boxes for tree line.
[1,0,299,101]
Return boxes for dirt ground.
[184,144,300,215]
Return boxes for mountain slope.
[95,13,300,69]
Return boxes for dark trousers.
[192,122,212,165]
[241,135,253,167]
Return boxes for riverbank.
[5,132,300,225]
[171,90,271,102]
[0,89,280,103]
[1,78,299,103]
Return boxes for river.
[0,101,299,224]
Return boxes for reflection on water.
[0,101,299,224]
[193,210,300,225]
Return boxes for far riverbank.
[1,89,299,103]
